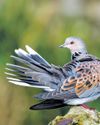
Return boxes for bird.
[5,36,100,110]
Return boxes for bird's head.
[59,37,87,54]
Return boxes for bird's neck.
[72,50,88,60]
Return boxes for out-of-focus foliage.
[0,0,100,125]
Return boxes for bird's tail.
[30,99,67,110]
[5,45,61,91]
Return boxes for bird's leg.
[80,104,95,110]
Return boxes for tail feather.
[15,46,51,70]
[6,64,31,74]
[5,46,71,110]
[6,46,60,91]
[11,55,51,74]
[6,72,51,89]
[6,64,55,87]
[14,48,44,69]
[30,99,67,110]
[25,45,51,67]
[9,80,50,88]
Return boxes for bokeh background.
[0,0,100,125]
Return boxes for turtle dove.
[5,37,100,110]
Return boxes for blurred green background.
[0,0,100,125]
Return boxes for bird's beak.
[59,44,66,48]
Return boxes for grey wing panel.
[34,89,78,100]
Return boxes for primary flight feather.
[5,37,100,110]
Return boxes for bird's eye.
[70,41,74,44]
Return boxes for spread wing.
[61,61,100,97]
[36,60,100,102]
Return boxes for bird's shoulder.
[63,54,100,71]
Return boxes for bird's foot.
[80,104,95,110]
